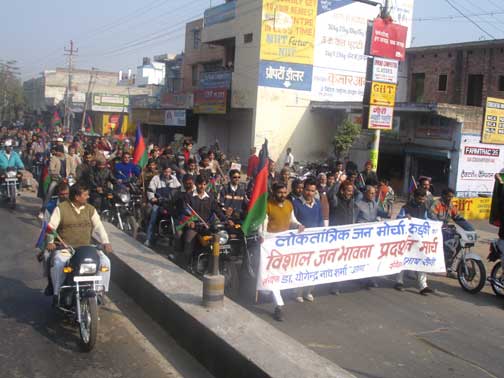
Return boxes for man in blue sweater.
[114,152,141,183]
[292,178,323,303]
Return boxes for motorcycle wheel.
[127,216,139,240]
[79,296,98,352]
[490,261,504,297]
[457,258,486,294]
[221,260,240,299]
[8,185,16,210]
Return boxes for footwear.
[273,306,284,321]
[304,294,314,302]
[295,296,304,303]
[37,212,44,220]
[420,287,435,296]
[394,283,405,291]
[144,240,151,248]
[330,287,340,295]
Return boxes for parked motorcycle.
[0,167,22,209]
[56,245,107,352]
[487,240,504,297]
[443,219,486,293]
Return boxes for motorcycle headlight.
[6,171,16,178]
[217,230,229,245]
[79,263,97,275]
[119,193,130,203]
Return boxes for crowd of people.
[0,126,467,321]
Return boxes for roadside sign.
[481,97,504,144]
[370,18,408,61]
[370,82,397,107]
[368,105,394,130]
[372,58,399,84]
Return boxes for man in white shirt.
[284,147,294,169]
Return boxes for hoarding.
[370,82,397,107]
[193,88,227,114]
[160,93,193,109]
[165,110,186,127]
[199,71,232,89]
[481,97,504,144]
[372,57,399,84]
[92,94,129,112]
[368,105,394,130]
[456,134,504,195]
[370,18,408,61]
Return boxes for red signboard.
[193,88,228,114]
[370,18,408,61]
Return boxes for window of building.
[438,74,448,91]
[193,29,201,50]
[244,33,253,43]
[411,73,425,103]
[191,65,198,87]
[499,76,504,91]
[467,74,484,106]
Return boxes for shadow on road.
[0,275,83,353]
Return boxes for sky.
[2,0,504,79]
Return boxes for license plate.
[74,276,102,283]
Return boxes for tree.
[0,59,24,123]
[332,118,362,159]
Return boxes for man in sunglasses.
[218,169,248,223]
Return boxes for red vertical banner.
[370,18,408,61]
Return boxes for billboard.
[370,82,397,107]
[193,88,227,114]
[370,18,408,61]
[456,134,504,195]
[92,94,129,112]
[481,97,504,144]
[165,110,186,127]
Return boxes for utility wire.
[456,0,504,35]
[444,0,497,39]
[413,11,504,22]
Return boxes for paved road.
[0,195,213,378]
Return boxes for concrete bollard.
[202,274,225,307]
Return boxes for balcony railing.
[203,1,236,28]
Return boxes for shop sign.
[92,94,129,112]
[454,197,493,220]
[160,93,193,109]
[370,18,408,61]
[481,97,504,144]
[199,71,232,89]
[193,88,227,114]
[372,58,399,84]
[368,105,394,130]
[165,110,186,127]
[370,82,396,107]
[258,61,313,91]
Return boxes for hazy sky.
[2,0,504,79]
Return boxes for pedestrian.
[247,147,259,180]
[284,147,294,169]
[279,167,292,193]
[395,188,435,295]
[361,160,379,186]
[418,176,434,209]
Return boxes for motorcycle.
[56,245,107,352]
[443,219,486,293]
[487,240,504,297]
[101,185,139,239]
[157,195,177,247]
[0,167,22,209]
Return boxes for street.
[0,195,213,378]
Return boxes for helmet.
[4,139,13,147]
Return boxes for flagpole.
[187,203,209,229]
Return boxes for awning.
[404,146,451,159]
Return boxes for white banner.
[372,57,399,84]
[456,134,504,195]
[257,219,444,292]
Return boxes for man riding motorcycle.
[89,159,116,212]
[0,139,24,171]
[46,183,113,305]
[144,166,181,247]
[218,169,248,224]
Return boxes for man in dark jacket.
[90,159,116,211]
[219,169,248,223]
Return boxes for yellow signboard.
[481,97,504,144]
[454,197,492,220]
[370,82,397,107]
[260,0,317,65]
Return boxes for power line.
[444,0,497,39]
[413,11,504,22]
[456,0,504,35]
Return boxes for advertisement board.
[370,18,408,61]
[456,134,504,195]
[199,71,232,89]
[372,57,399,84]
[193,88,227,114]
[481,97,504,144]
[454,197,492,220]
[370,82,397,107]
[368,105,394,130]
[258,61,313,91]
[165,110,186,127]
[92,94,129,112]
[160,93,193,109]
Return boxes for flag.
[133,124,148,168]
[490,173,504,226]
[242,140,269,236]
[86,114,94,133]
[206,177,218,195]
[51,111,62,127]
[176,207,199,232]
[40,159,51,194]
[35,223,58,251]
[408,176,417,193]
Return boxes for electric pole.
[81,68,98,132]
[64,40,78,132]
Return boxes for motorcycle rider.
[395,188,435,295]
[218,169,248,224]
[0,139,25,172]
[46,183,112,305]
[89,158,116,211]
[114,152,141,183]
[76,152,94,183]
[429,188,461,223]
[40,145,70,216]
[145,166,182,247]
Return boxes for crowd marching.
[0,125,467,321]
